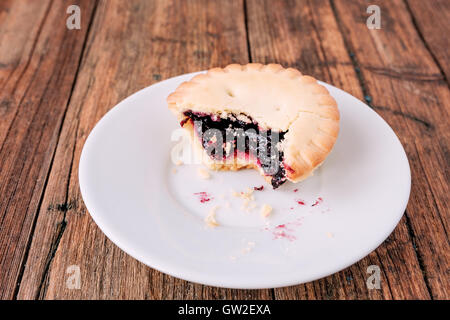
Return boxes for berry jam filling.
[182,111,288,188]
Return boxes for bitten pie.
[167,63,340,188]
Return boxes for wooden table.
[0,0,448,300]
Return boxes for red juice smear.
[311,197,323,207]
[273,231,296,241]
[270,219,303,241]
[194,192,213,203]
[254,185,264,191]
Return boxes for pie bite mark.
[167,63,340,188]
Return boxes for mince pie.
[167,63,340,188]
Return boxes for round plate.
[79,72,410,289]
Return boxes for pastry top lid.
[167,63,339,131]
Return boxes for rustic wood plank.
[406,0,450,85]
[332,0,449,299]
[0,0,97,300]
[11,0,448,300]
[246,0,434,299]
[16,0,273,300]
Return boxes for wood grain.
[0,0,96,300]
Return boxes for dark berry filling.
[182,111,288,188]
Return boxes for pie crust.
[167,63,340,188]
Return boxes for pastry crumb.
[172,168,177,174]
[326,232,334,238]
[241,241,256,254]
[175,160,183,166]
[261,204,272,217]
[205,206,219,227]
[241,199,258,213]
[197,167,210,179]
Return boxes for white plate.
[79,72,411,289]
